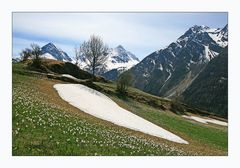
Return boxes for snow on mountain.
[41,43,72,62]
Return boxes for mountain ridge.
[129,24,228,114]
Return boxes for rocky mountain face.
[41,43,72,62]
[182,47,228,117]
[79,45,139,79]
[130,25,228,100]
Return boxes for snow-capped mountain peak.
[178,24,228,49]
[41,43,72,62]
[109,45,139,62]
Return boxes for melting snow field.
[182,115,228,126]
[54,84,188,144]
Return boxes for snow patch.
[158,64,163,71]
[41,53,57,60]
[54,84,188,144]
[165,69,172,82]
[182,115,227,126]
[202,45,218,62]
[208,32,228,48]
[61,74,78,80]
[143,72,150,78]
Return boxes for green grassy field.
[12,63,227,155]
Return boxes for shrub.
[116,71,133,94]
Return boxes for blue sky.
[12,12,227,60]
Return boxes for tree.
[170,91,185,114]
[20,48,32,62]
[79,35,109,76]
[30,43,42,68]
[116,71,133,94]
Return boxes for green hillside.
[12,61,227,156]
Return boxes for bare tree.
[30,43,42,68]
[80,35,109,76]
[20,48,32,62]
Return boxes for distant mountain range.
[36,43,139,80]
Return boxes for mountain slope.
[101,67,126,81]
[182,47,228,117]
[130,25,228,97]
[41,43,72,62]
[79,45,139,78]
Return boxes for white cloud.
[13,13,184,58]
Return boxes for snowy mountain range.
[41,43,72,62]
[37,43,138,80]
[130,24,228,99]
[78,45,139,78]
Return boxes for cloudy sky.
[12,12,227,60]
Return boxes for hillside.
[12,61,227,156]
[31,59,93,79]
[182,47,228,117]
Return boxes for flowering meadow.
[12,67,186,155]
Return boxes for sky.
[12,12,228,60]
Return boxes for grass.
[12,62,227,155]
[109,97,227,153]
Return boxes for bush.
[20,48,32,62]
[116,71,133,94]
